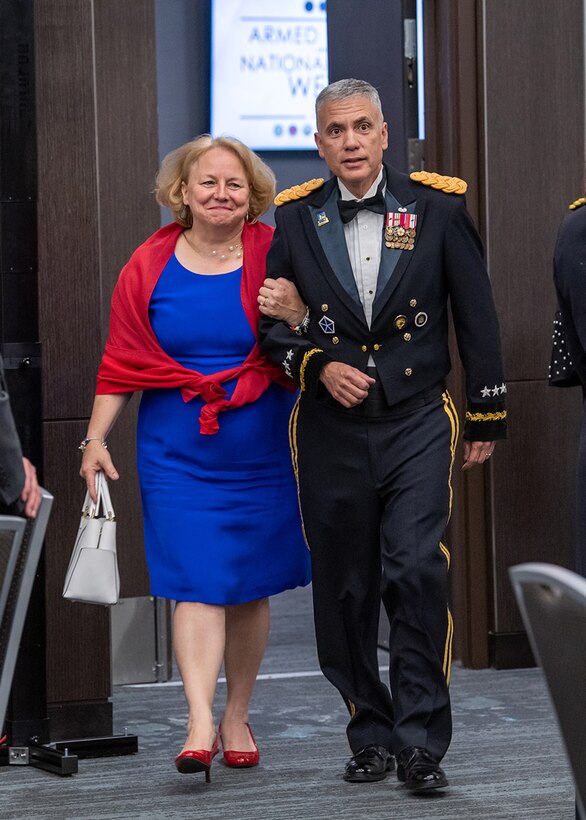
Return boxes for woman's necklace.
[183,231,243,261]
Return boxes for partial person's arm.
[554,207,586,383]
[80,392,133,501]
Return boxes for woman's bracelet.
[289,306,310,335]
[78,437,108,452]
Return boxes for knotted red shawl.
[96,220,293,434]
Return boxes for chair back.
[510,563,586,819]
[0,517,27,625]
[0,490,53,735]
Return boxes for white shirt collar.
[338,167,384,201]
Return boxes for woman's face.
[181,147,251,231]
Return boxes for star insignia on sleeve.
[491,385,500,396]
[480,386,492,398]
[282,350,294,378]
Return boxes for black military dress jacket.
[260,164,507,441]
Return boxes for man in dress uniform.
[553,195,586,579]
[258,78,507,791]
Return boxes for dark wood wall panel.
[425,0,585,667]
[483,0,585,382]
[94,0,160,339]
[424,0,481,219]
[491,381,581,634]
[44,420,111,702]
[36,0,102,418]
[35,0,158,725]
[424,1,493,667]
[482,0,585,664]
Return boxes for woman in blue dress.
[80,136,311,781]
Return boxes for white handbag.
[63,472,119,605]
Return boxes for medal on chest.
[385,211,417,250]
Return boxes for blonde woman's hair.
[155,135,276,227]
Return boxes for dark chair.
[509,562,586,820]
[0,490,53,735]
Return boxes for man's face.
[314,95,388,198]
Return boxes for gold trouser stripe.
[440,392,458,686]
[439,541,451,569]
[441,391,459,522]
[288,395,300,481]
[443,607,454,685]
[288,396,309,549]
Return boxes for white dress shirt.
[338,168,385,329]
[338,168,385,366]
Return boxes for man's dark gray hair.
[315,79,383,122]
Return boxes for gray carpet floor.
[1,585,576,820]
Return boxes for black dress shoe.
[343,744,395,783]
[396,746,448,792]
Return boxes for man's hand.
[462,441,496,470]
[258,278,306,326]
[21,457,41,518]
[319,362,376,408]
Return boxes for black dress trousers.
[292,383,458,760]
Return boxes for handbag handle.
[81,472,115,521]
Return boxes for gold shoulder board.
[274,178,325,206]
[410,171,467,195]
[569,197,586,210]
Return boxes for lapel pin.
[317,211,329,227]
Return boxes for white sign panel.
[211,0,328,150]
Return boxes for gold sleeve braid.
[274,178,325,206]
[410,171,467,195]
[299,348,324,392]
[465,410,507,423]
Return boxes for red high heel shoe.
[174,734,219,782]
[219,723,260,768]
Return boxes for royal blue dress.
[136,254,311,604]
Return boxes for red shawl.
[97,220,293,434]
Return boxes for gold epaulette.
[410,171,467,195]
[274,178,325,206]
[569,197,586,210]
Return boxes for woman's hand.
[80,442,120,503]
[258,277,307,326]
[79,393,132,501]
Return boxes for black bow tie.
[338,192,386,224]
